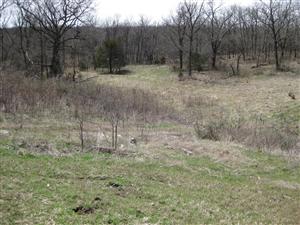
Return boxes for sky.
[95,0,255,23]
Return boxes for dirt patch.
[108,182,123,189]
[78,175,110,180]
[73,205,95,214]
[14,138,76,156]
[0,129,9,136]
[73,197,103,215]
[143,130,252,167]
[273,180,300,190]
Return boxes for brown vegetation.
[194,109,299,152]
[0,71,171,150]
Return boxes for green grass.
[1,146,300,225]
[272,102,300,125]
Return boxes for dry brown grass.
[79,64,300,153]
[1,63,299,158]
[83,64,299,116]
[194,109,299,152]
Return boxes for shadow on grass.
[98,69,132,76]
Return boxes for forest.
[0,0,299,76]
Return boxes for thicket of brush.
[0,72,170,122]
[1,71,298,153]
[0,72,176,151]
[194,108,299,153]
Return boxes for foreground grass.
[1,145,300,224]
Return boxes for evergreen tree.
[95,39,126,73]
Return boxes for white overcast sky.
[95,0,255,23]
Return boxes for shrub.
[191,53,208,72]
[194,110,299,152]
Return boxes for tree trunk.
[178,38,184,78]
[62,38,65,73]
[20,31,28,69]
[1,29,3,64]
[236,54,241,75]
[114,123,118,150]
[40,33,44,78]
[79,120,84,152]
[111,123,115,148]
[109,55,113,74]
[274,39,280,70]
[188,36,193,76]
[212,52,217,69]
[179,49,183,71]
[50,40,63,77]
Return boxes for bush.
[191,53,208,72]
[154,56,166,65]
[194,110,299,152]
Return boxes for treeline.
[0,0,299,77]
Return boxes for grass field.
[91,64,300,115]
[1,145,300,224]
[0,64,300,224]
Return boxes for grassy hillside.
[1,145,300,224]
[0,65,300,224]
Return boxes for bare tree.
[164,3,187,77]
[258,0,293,70]
[0,0,10,14]
[135,16,150,64]
[15,0,94,77]
[291,1,300,58]
[15,15,36,74]
[104,16,121,40]
[121,20,132,64]
[206,0,233,69]
[183,0,205,76]
[0,0,11,66]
